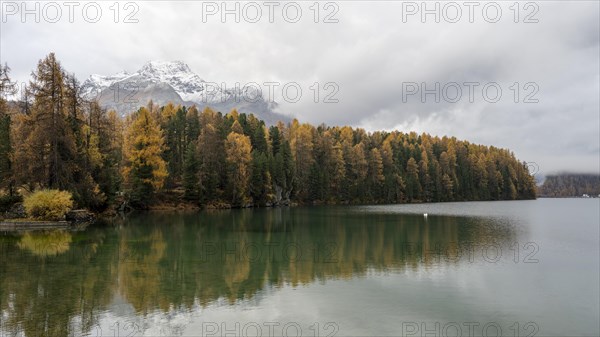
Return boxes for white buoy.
[423,213,428,218]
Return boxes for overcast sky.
[1,1,598,175]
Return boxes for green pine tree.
[183,142,200,201]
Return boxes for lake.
[0,199,598,336]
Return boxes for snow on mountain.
[137,61,209,102]
[81,71,131,98]
[81,61,288,125]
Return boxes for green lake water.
[0,199,598,336]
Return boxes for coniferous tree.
[367,148,385,201]
[123,107,168,207]
[225,131,252,206]
[0,113,11,194]
[405,157,421,201]
[92,108,123,205]
[0,64,15,195]
[197,108,225,203]
[12,54,77,190]
[250,151,270,205]
[161,103,187,187]
[185,106,200,145]
[183,141,200,201]
[65,74,107,208]
[289,120,314,200]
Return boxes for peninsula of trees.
[0,54,537,211]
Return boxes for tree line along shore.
[0,53,537,216]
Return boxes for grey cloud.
[0,1,597,174]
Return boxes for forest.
[0,53,537,211]
[538,174,600,197]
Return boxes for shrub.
[0,194,23,212]
[23,190,74,221]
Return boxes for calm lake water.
[0,199,598,336]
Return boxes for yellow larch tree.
[122,107,168,205]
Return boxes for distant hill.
[538,174,600,197]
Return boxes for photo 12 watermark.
[88,80,341,105]
[200,1,340,24]
[1,1,140,23]
[0,78,341,115]
[401,1,540,24]
[201,321,339,337]
[526,162,539,176]
[401,82,540,104]
[67,317,191,336]
[402,241,540,264]
[401,321,539,337]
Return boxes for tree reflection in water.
[0,207,516,336]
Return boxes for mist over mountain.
[81,61,290,125]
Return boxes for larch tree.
[225,131,253,206]
[13,53,77,190]
[289,121,314,200]
[123,107,168,206]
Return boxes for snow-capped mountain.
[81,61,288,125]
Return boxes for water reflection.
[0,228,115,337]
[17,230,73,256]
[0,207,518,337]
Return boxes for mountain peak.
[136,61,206,95]
[139,60,193,77]
[81,61,290,125]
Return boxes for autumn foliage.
[122,106,168,207]
[0,54,537,210]
[23,189,73,221]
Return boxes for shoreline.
[2,197,542,228]
[0,220,71,231]
[115,196,539,213]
